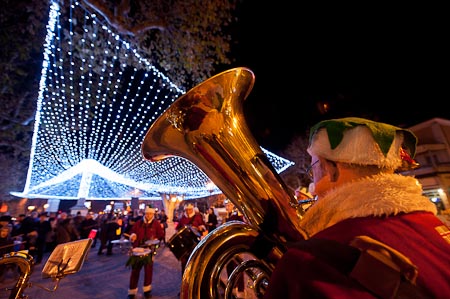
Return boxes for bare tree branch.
[82,0,166,36]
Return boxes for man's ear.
[325,159,339,182]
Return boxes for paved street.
[1,227,181,299]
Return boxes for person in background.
[93,213,106,248]
[79,212,97,239]
[127,207,164,299]
[157,209,168,245]
[0,225,13,255]
[96,214,109,255]
[45,212,58,252]
[0,226,15,282]
[10,214,25,251]
[11,214,25,235]
[175,203,205,277]
[172,210,180,223]
[263,117,450,299]
[224,201,244,222]
[12,211,38,256]
[205,207,218,233]
[106,216,121,255]
[79,212,98,247]
[97,214,120,256]
[55,212,80,245]
[35,212,52,264]
[0,215,12,230]
[194,207,206,236]
[124,214,139,237]
[72,211,84,233]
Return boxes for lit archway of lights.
[12,1,294,201]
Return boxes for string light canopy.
[11,0,294,201]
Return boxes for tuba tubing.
[0,251,33,299]
[142,67,304,243]
[182,221,273,298]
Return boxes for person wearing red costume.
[264,117,450,299]
[175,203,205,276]
[127,206,164,299]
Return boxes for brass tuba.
[142,67,305,298]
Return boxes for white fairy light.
[13,0,293,201]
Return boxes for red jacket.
[264,174,450,299]
[129,217,164,248]
[264,212,450,299]
[175,212,205,231]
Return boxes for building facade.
[404,117,450,213]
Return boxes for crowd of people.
[0,210,167,256]
[0,211,73,282]
[0,202,247,296]
[0,206,182,296]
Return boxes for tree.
[0,0,49,203]
[278,132,312,193]
[0,0,241,202]
[81,0,240,88]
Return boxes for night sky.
[228,2,448,151]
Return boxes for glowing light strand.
[13,0,294,201]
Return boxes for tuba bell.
[142,67,305,298]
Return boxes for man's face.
[145,212,154,220]
[185,207,193,214]
[0,228,9,238]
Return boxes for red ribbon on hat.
[399,148,420,170]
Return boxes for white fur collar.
[185,211,195,218]
[299,173,437,239]
[144,216,154,223]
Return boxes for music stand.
[42,238,92,279]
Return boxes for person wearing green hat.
[264,117,450,299]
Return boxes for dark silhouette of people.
[35,212,52,264]
[11,211,38,256]
[55,212,80,245]
[97,214,120,256]
[205,207,218,233]
[79,213,97,239]
[0,225,15,282]
[157,209,168,245]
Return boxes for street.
[1,228,181,299]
